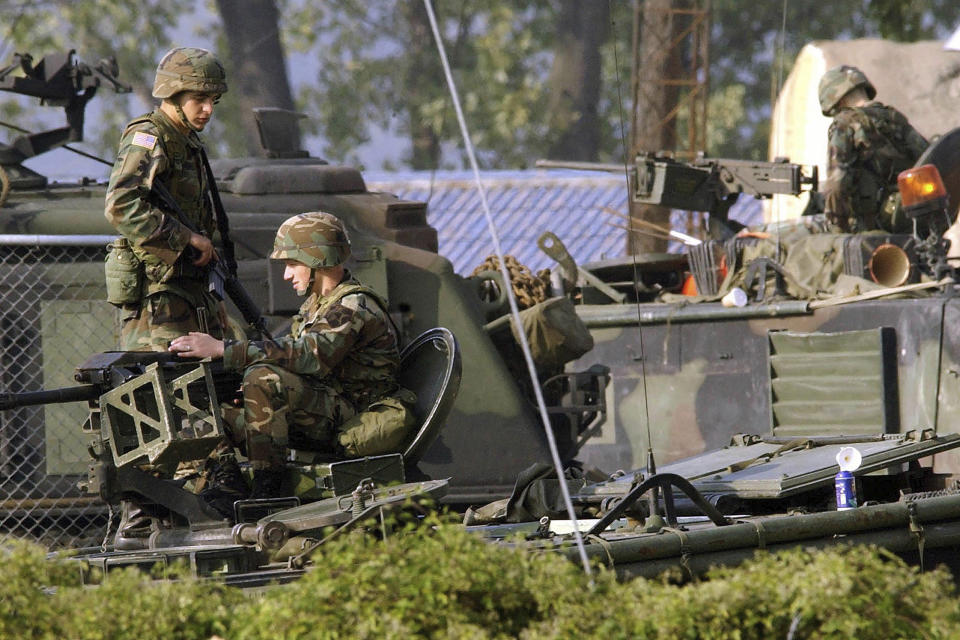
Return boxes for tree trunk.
[546,1,610,161]
[215,0,298,156]
[401,2,443,170]
[629,0,683,254]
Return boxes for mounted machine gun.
[537,153,819,240]
[0,50,129,190]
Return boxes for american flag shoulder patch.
[131,131,158,150]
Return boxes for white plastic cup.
[721,287,747,307]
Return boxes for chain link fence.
[0,236,119,548]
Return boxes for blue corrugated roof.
[364,169,762,275]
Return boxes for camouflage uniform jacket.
[824,101,927,232]
[104,109,214,300]
[222,273,401,412]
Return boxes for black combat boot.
[199,454,250,519]
[249,466,287,500]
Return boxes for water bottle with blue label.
[835,446,862,510]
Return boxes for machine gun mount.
[0,50,130,189]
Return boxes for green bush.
[0,539,81,639]
[523,545,960,640]
[227,514,610,639]
[3,524,960,639]
[57,564,245,640]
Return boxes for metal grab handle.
[587,472,731,537]
[538,232,625,303]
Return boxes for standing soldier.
[819,65,928,233]
[105,47,229,541]
[104,46,229,351]
[170,212,416,508]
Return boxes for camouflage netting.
[470,255,551,310]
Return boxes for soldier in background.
[818,65,928,234]
[170,212,416,507]
[104,46,229,351]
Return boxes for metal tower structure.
[629,0,711,252]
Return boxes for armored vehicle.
[447,129,960,580]
[566,135,960,483]
[0,51,606,548]
[471,125,960,579]
[7,50,960,584]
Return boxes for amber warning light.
[898,164,947,208]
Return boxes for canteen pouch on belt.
[104,237,143,306]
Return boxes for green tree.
[0,0,191,158]
[0,0,293,161]
[2,0,958,172]
[282,0,560,169]
[215,0,299,156]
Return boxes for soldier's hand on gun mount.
[169,332,224,359]
[188,232,218,266]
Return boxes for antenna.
[422,0,594,579]
[611,1,661,522]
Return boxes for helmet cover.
[152,47,227,99]
[270,212,351,269]
[818,65,876,116]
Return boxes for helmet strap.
[297,268,316,298]
[171,96,203,133]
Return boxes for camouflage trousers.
[225,364,355,470]
[120,290,225,351]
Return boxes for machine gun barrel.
[536,154,819,240]
[536,154,818,212]
[0,384,100,410]
[534,159,627,173]
[0,351,244,413]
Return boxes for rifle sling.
[198,146,238,275]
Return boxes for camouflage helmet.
[818,65,876,116]
[270,212,351,268]
[152,47,228,99]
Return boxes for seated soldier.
[169,212,415,506]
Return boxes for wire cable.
[610,0,656,473]
[422,0,593,578]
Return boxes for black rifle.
[152,178,273,341]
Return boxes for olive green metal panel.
[582,432,960,500]
[690,432,960,498]
[768,328,897,437]
[934,299,960,475]
[382,245,551,497]
[41,299,118,475]
[348,245,389,303]
[291,454,405,499]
